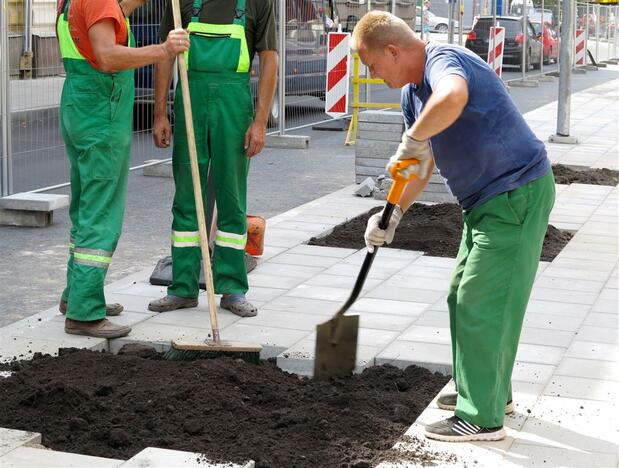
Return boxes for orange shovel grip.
[386,159,419,205]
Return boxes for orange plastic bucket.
[246,215,266,256]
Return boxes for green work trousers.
[448,170,555,428]
[169,72,252,299]
[60,64,134,321]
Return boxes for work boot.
[65,318,131,339]
[437,392,514,414]
[148,295,198,313]
[59,299,123,316]
[220,294,257,317]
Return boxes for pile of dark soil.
[309,204,572,261]
[552,164,619,186]
[0,348,452,468]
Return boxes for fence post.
[1,0,13,197]
[277,0,286,135]
[550,0,577,144]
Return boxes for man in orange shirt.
[56,0,188,338]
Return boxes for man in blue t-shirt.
[352,11,555,442]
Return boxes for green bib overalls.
[169,0,253,298]
[57,0,134,321]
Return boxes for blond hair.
[351,11,415,53]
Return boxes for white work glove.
[364,205,404,253]
[387,132,433,180]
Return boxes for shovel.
[313,159,419,379]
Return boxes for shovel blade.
[313,315,359,380]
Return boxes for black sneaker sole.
[424,426,506,442]
[148,300,198,313]
[437,400,514,414]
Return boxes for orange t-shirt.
[58,0,128,69]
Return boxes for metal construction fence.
[1,0,618,196]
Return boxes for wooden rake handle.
[171,0,220,342]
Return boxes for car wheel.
[436,23,448,33]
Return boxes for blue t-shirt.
[401,43,550,210]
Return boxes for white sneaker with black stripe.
[437,392,514,414]
[424,416,506,442]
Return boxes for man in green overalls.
[56,0,188,338]
[149,0,277,316]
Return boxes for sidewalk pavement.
[1,76,618,466]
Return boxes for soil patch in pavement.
[552,164,619,186]
[309,203,572,261]
[0,348,453,468]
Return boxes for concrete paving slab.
[353,311,418,331]
[120,447,253,468]
[375,340,452,375]
[213,322,309,359]
[397,264,454,279]
[244,286,287,303]
[145,308,240,330]
[384,274,450,292]
[584,312,619,328]
[543,375,619,402]
[285,284,351,302]
[285,244,357,258]
[399,325,450,345]
[113,281,168,298]
[0,446,123,468]
[241,308,330,331]
[1,316,107,351]
[511,361,555,385]
[518,327,575,349]
[529,287,599,305]
[413,310,449,328]
[260,296,338,316]
[348,297,430,317]
[0,335,104,362]
[525,300,591,318]
[303,273,382,291]
[250,262,324,279]
[515,343,564,366]
[50,311,154,329]
[267,253,345,268]
[515,396,618,455]
[102,293,161,314]
[522,313,584,332]
[499,442,617,467]
[323,262,403,280]
[556,357,619,382]
[534,276,604,293]
[0,428,41,457]
[247,273,306,289]
[364,285,446,305]
[565,340,619,362]
[576,325,619,344]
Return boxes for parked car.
[415,10,459,33]
[465,16,543,71]
[531,20,559,64]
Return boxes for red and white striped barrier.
[487,26,505,77]
[325,32,350,118]
[575,28,586,65]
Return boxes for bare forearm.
[254,51,278,125]
[409,75,468,140]
[154,58,175,118]
[398,159,434,211]
[97,43,168,73]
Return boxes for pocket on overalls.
[505,184,530,225]
[188,33,240,73]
